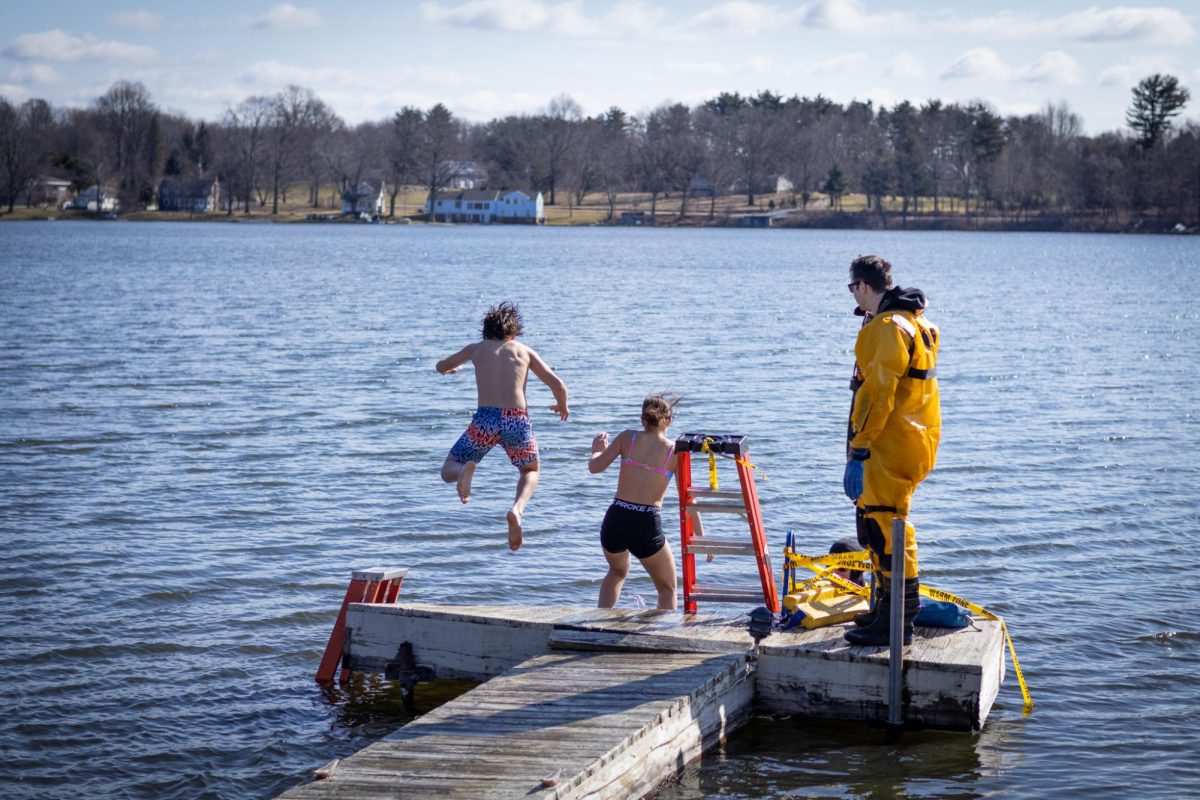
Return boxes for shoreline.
[1,208,1194,235]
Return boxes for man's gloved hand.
[843,448,869,501]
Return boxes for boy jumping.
[437,302,569,551]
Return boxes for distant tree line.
[1,74,1196,229]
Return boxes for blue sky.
[1,0,1197,132]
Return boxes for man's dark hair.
[481,301,524,340]
[850,255,894,292]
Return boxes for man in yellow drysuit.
[842,255,940,646]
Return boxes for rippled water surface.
[1,221,1197,799]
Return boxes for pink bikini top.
[621,432,675,478]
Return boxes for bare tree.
[299,104,342,208]
[327,122,382,211]
[787,96,838,209]
[94,80,159,209]
[223,96,271,214]
[632,106,679,221]
[694,106,739,218]
[266,85,329,214]
[0,98,51,212]
[592,107,631,220]
[534,94,582,206]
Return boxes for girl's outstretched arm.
[588,430,626,474]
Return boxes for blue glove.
[843,448,869,501]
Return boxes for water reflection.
[319,675,476,735]
[656,715,1025,799]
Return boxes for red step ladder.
[316,567,407,683]
[675,434,779,614]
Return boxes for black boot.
[905,577,921,629]
[844,574,914,646]
[852,572,881,627]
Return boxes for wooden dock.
[282,601,1006,798]
[338,603,1004,730]
[281,650,751,799]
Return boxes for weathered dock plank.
[754,620,1006,730]
[281,651,754,799]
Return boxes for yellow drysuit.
[850,289,941,579]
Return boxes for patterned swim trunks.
[449,407,539,468]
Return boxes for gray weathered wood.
[279,651,754,799]
[548,628,752,656]
[341,602,1003,731]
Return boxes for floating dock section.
[281,602,1005,798]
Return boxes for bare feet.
[456,461,476,504]
[506,508,523,551]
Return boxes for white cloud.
[687,2,786,35]
[938,5,1195,44]
[0,83,29,101]
[6,64,63,84]
[455,88,547,119]
[1,30,158,63]
[804,52,867,75]
[419,0,592,35]
[800,0,916,35]
[1059,6,1194,44]
[1017,51,1081,84]
[606,1,666,36]
[993,99,1043,118]
[885,53,924,79]
[418,0,662,37]
[663,55,771,77]
[240,60,474,93]
[862,86,900,110]
[254,4,324,30]
[1098,57,1175,88]
[109,10,164,31]
[941,48,1009,81]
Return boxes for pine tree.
[1127,73,1190,151]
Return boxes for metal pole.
[887,517,906,728]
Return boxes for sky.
[1,0,1198,134]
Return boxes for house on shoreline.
[158,177,220,212]
[426,189,544,224]
[341,180,386,218]
[68,185,119,212]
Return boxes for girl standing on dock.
[588,396,680,610]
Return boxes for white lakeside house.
[426,189,544,224]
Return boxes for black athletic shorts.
[600,498,665,560]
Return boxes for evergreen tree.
[823,163,846,209]
[1127,73,1190,151]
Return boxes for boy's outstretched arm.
[527,348,569,421]
[436,342,477,374]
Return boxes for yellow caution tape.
[787,550,873,572]
[919,585,1033,712]
[699,439,719,490]
[783,550,1033,712]
[699,437,768,481]
[791,569,872,598]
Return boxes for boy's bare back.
[437,337,568,420]
[471,338,532,409]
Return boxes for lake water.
[1,221,1197,799]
